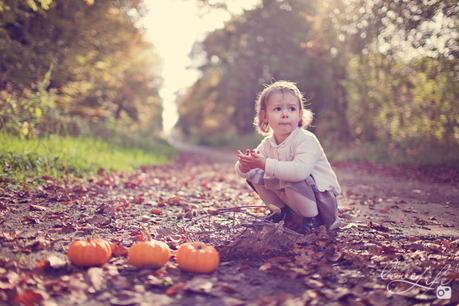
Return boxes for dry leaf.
[86,267,105,291]
[29,204,47,211]
[185,276,215,294]
[165,282,186,296]
[15,290,45,306]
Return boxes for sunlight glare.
[142,0,259,133]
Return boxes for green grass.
[0,133,176,183]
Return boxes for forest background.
[0,0,457,182]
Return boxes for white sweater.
[235,128,341,195]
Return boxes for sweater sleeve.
[234,160,248,178]
[264,135,320,182]
[234,138,268,178]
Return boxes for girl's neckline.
[270,127,300,147]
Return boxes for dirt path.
[337,166,459,238]
[172,140,459,238]
[167,143,459,303]
[0,145,458,305]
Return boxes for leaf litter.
[0,153,458,305]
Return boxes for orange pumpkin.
[67,238,112,267]
[175,242,219,273]
[127,227,171,268]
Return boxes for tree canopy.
[0,0,162,137]
[177,0,458,163]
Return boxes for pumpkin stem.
[140,224,152,241]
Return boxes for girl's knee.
[284,186,315,201]
[252,184,286,209]
[284,188,318,217]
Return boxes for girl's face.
[262,91,302,143]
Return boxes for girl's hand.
[237,149,266,171]
[238,163,251,173]
[237,150,251,173]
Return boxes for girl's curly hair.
[253,80,313,135]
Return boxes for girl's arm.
[235,150,251,176]
[264,136,320,182]
[237,151,265,171]
[234,140,267,177]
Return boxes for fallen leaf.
[29,204,47,211]
[368,222,390,232]
[258,262,272,272]
[15,290,44,306]
[87,214,111,226]
[26,237,50,251]
[133,195,144,204]
[165,282,186,296]
[110,242,128,257]
[35,255,67,270]
[185,276,215,294]
[166,196,182,206]
[446,271,459,281]
[86,267,105,291]
[109,291,140,306]
[151,209,162,215]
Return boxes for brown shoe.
[283,209,306,234]
[303,216,321,233]
[263,206,288,223]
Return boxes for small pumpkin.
[175,242,219,273]
[67,238,112,267]
[127,226,171,268]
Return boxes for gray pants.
[247,172,339,230]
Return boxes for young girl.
[235,80,341,233]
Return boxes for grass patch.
[0,133,176,183]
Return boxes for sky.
[141,0,259,133]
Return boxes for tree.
[329,0,458,145]
[0,0,163,136]
[178,0,315,138]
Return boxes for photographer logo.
[436,286,452,300]
[380,259,453,298]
